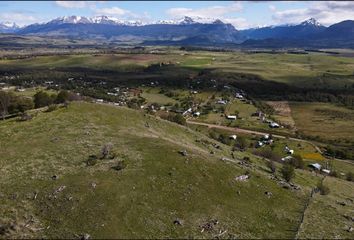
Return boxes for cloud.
[166,2,249,28]
[55,1,89,8]
[166,2,243,19]
[272,1,354,26]
[0,12,39,26]
[55,1,104,9]
[95,7,129,16]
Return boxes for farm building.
[269,122,280,128]
[229,135,237,140]
[309,163,321,171]
[226,115,237,120]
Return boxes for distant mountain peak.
[301,18,322,27]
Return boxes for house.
[321,169,331,174]
[226,115,237,120]
[269,122,280,128]
[183,108,192,116]
[281,156,293,161]
[256,141,264,148]
[96,99,104,103]
[285,146,294,154]
[191,90,198,94]
[217,100,227,105]
[263,134,270,140]
[235,93,244,99]
[193,112,201,117]
[16,88,25,92]
[229,135,237,140]
[309,163,322,171]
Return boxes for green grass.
[299,176,354,239]
[0,101,323,238]
[290,102,354,144]
[2,51,354,89]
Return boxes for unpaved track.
[187,120,354,165]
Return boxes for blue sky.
[1,1,353,29]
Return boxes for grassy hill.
[0,102,352,238]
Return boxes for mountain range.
[1,16,354,48]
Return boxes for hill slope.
[0,102,352,238]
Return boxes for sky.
[1,1,354,29]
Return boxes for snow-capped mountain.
[300,18,322,27]
[0,22,20,33]
[239,18,326,40]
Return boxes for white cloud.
[0,12,39,27]
[95,7,129,16]
[55,1,89,8]
[55,1,104,9]
[166,2,243,19]
[223,18,253,30]
[272,1,354,26]
[166,2,247,28]
[268,5,276,12]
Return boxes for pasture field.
[1,50,354,89]
[290,102,354,144]
[0,101,321,239]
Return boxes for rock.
[91,182,97,189]
[173,218,183,226]
[179,150,188,156]
[265,191,273,197]
[81,233,90,240]
[235,175,249,182]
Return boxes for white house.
[193,112,201,117]
[321,169,331,174]
[309,163,322,171]
[96,99,104,103]
[281,156,293,161]
[226,115,237,120]
[217,100,227,105]
[269,122,280,128]
[229,135,237,140]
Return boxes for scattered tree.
[317,181,330,195]
[267,160,276,174]
[281,163,295,182]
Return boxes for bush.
[112,160,126,171]
[346,172,354,182]
[267,160,276,174]
[162,113,186,125]
[34,91,55,108]
[46,104,58,112]
[253,148,281,162]
[86,155,98,166]
[56,90,69,103]
[289,154,304,169]
[281,164,295,182]
[317,181,330,195]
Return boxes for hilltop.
[0,101,353,238]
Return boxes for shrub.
[86,155,98,166]
[317,181,330,195]
[281,164,295,182]
[112,160,126,171]
[34,91,55,108]
[46,104,58,112]
[253,148,281,162]
[162,113,186,125]
[267,160,276,174]
[56,90,69,103]
[346,172,354,182]
[289,154,304,169]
